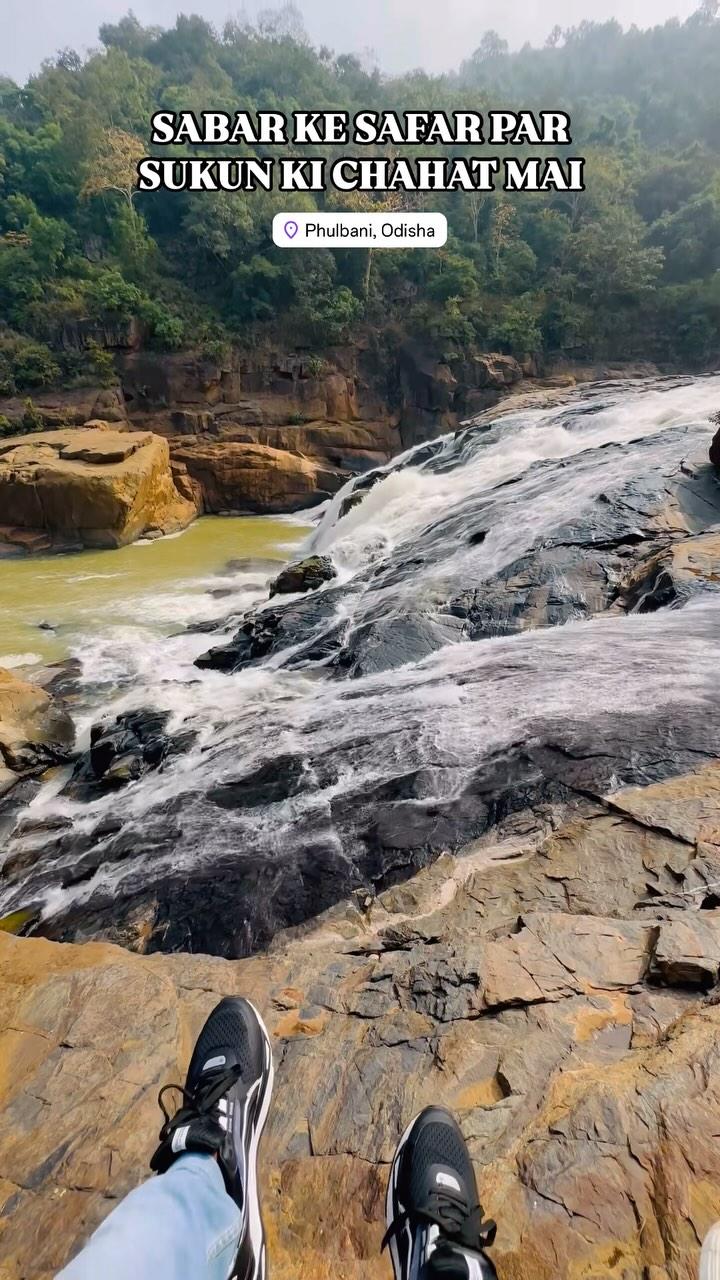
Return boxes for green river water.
[0,516,309,667]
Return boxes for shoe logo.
[171,1124,190,1153]
[203,1055,227,1070]
[435,1172,461,1192]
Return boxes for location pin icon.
[284,220,299,239]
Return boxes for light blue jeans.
[57,1154,242,1280]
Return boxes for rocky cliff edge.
[3,761,720,1279]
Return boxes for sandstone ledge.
[3,764,720,1278]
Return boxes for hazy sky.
[1,0,702,84]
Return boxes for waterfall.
[2,374,720,956]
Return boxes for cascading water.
[2,375,720,955]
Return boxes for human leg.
[57,997,274,1280]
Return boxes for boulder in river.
[0,428,197,555]
[269,555,337,597]
[64,709,196,801]
[195,587,351,674]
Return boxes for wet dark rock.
[0,777,41,824]
[710,423,720,467]
[447,451,720,637]
[64,709,195,801]
[199,431,720,680]
[334,612,466,677]
[195,588,351,674]
[13,814,73,838]
[60,819,184,889]
[209,755,306,810]
[7,395,720,963]
[40,659,84,703]
[38,693,719,960]
[337,470,383,518]
[194,611,284,671]
[269,555,337,598]
[1,741,73,775]
[449,543,627,639]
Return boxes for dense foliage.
[1,1,719,394]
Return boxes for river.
[0,516,309,667]
[1,375,719,955]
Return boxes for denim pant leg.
[57,1154,242,1280]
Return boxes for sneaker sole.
[235,999,275,1280]
[385,1111,422,1280]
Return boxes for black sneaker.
[384,1106,497,1280]
[150,996,274,1280]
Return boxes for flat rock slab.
[58,437,146,465]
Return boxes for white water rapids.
[2,374,720,948]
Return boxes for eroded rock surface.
[0,429,196,554]
[3,763,720,1279]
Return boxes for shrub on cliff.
[296,285,362,346]
[21,398,45,432]
[84,270,185,351]
[0,333,60,396]
[139,299,185,350]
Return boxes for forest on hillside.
[1,0,720,402]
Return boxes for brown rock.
[0,668,74,775]
[616,532,720,615]
[251,421,398,470]
[323,372,358,422]
[650,915,720,987]
[0,428,196,552]
[483,913,653,1008]
[0,386,127,430]
[610,761,720,847]
[172,442,345,514]
[4,766,720,1279]
[472,353,524,389]
[118,351,232,409]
